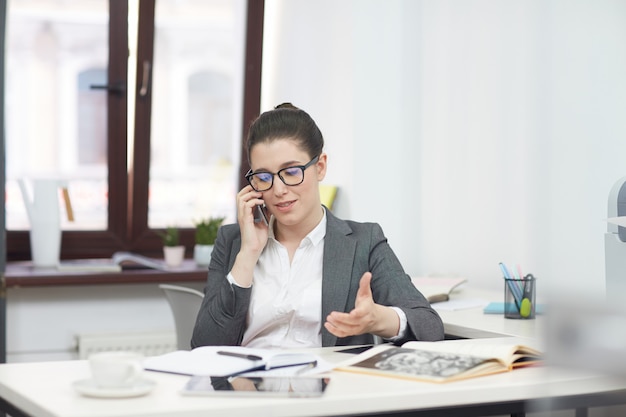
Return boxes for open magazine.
[337,340,541,383]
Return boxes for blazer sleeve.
[191,224,251,348]
[365,223,445,344]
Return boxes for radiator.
[76,331,177,359]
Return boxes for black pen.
[217,350,263,361]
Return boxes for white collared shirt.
[240,212,327,348]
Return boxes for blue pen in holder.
[504,275,536,319]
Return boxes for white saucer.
[72,378,156,398]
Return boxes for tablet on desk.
[181,375,330,398]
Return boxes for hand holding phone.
[254,204,269,226]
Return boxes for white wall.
[6,282,205,362]
[262,0,626,299]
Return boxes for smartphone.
[181,375,330,397]
[254,204,269,226]
[335,345,375,355]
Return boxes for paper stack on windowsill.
[411,276,468,303]
[607,216,626,227]
[57,252,168,272]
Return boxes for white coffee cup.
[89,351,144,389]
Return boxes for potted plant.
[159,226,185,267]
[193,216,225,266]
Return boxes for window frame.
[6,0,264,261]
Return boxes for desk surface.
[0,287,625,417]
[1,344,626,417]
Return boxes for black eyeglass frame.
[245,155,320,192]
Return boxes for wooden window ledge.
[3,260,208,288]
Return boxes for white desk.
[1,287,625,417]
[1,346,626,417]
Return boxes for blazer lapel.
[321,212,356,346]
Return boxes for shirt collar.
[268,206,327,246]
[308,206,327,246]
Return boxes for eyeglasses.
[245,155,320,192]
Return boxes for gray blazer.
[191,209,444,348]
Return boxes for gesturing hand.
[324,272,400,339]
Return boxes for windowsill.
[4,260,208,287]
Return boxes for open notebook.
[144,346,321,377]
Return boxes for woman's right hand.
[230,186,269,286]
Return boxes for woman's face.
[249,138,326,230]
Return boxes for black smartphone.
[335,345,375,355]
[254,204,269,226]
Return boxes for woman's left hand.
[324,272,400,339]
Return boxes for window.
[5,0,263,261]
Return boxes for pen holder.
[504,276,536,319]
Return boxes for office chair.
[158,284,204,350]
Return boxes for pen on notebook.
[224,357,317,378]
[217,351,263,361]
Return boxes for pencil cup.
[504,276,536,319]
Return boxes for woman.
[191,104,444,349]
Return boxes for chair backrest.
[158,284,204,350]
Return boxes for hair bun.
[274,102,299,110]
